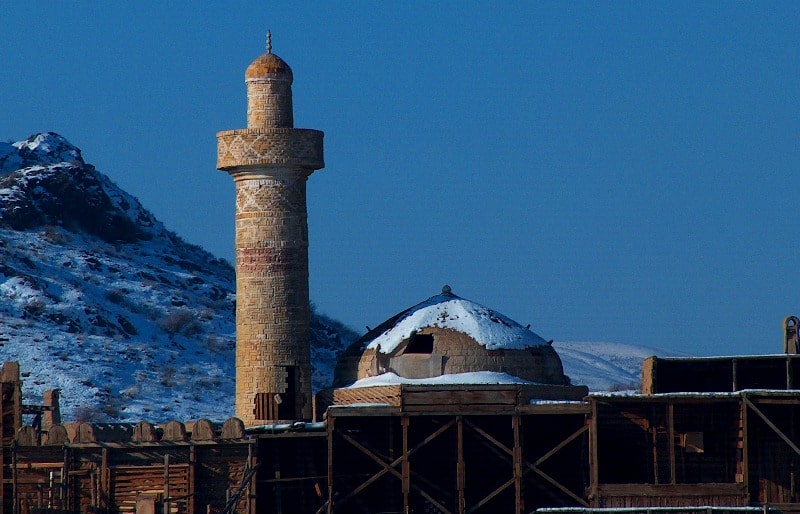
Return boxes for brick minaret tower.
[217,34,324,425]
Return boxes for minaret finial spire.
[267,30,272,54]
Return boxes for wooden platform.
[330,383,589,414]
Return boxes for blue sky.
[3,3,798,356]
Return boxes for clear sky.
[3,3,798,357]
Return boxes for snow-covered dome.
[333,286,568,387]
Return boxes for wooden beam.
[466,477,514,514]
[463,418,512,457]
[333,421,456,514]
[533,424,589,468]
[744,396,800,456]
[529,466,589,507]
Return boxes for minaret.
[217,33,324,425]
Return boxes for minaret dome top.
[245,32,293,82]
[245,52,293,81]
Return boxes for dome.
[333,286,568,387]
[245,52,293,82]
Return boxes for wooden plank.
[402,390,518,406]
[402,405,517,414]
[326,406,401,417]
[518,403,591,415]
[597,482,747,496]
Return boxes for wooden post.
[651,405,659,484]
[62,447,69,510]
[733,359,739,391]
[164,453,170,514]
[249,442,257,514]
[327,417,334,514]
[589,398,599,504]
[275,442,283,514]
[12,443,17,514]
[188,445,196,514]
[101,447,108,512]
[513,413,523,514]
[456,416,465,514]
[668,402,676,484]
[402,415,410,514]
[742,394,750,501]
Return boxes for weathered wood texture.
[331,384,588,413]
[643,355,800,394]
[595,483,748,507]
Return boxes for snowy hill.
[0,132,674,424]
[554,341,685,391]
[0,133,357,423]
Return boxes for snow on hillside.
[0,133,357,423]
[0,132,676,423]
[554,341,686,391]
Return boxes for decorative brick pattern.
[217,49,324,426]
[247,77,293,129]
[217,129,323,171]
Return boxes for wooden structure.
[6,418,255,514]
[5,351,800,513]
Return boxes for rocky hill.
[0,133,357,423]
[0,132,672,424]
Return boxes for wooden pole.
[742,394,749,499]
[589,399,599,504]
[164,453,170,514]
[327,417,334,514]
[189,445,196,514]
[402,415,410,514]
[12,443,17,514]
[101,447,108,512]
[668,402,676,484]
[513,414,523,514]
[456,416,465,514]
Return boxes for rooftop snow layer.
[365,292,547,353]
